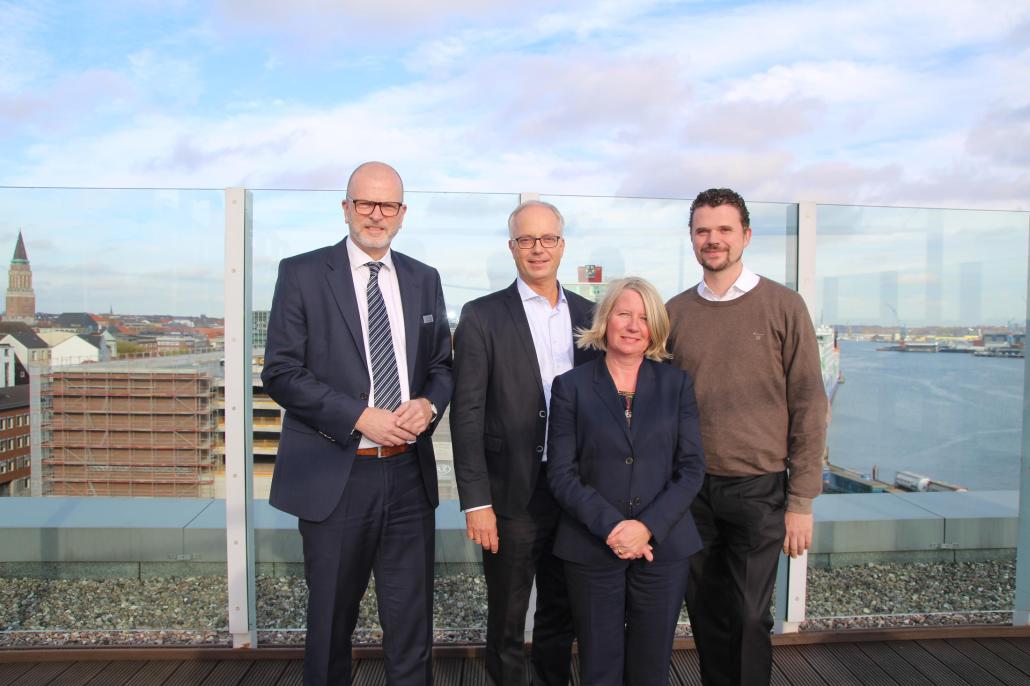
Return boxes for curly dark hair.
[689,188,750,229]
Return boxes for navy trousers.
[565,556,689,686]
[298,451,435,686]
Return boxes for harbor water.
[827,340,1023,491]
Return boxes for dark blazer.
[262,238,453,522]
[547,356,705,565]
[450,281,596,517]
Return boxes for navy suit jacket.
[261,238,453,522]
[450,281,597,517]
[547,356,705,565]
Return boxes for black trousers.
[565,556,689,686]
[298,452,434,686]
[482,464,574,686]
[685,472,786,686]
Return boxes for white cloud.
[1,0,1028,216]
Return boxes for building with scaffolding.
[40,353,221,497]
[213,356,283,498]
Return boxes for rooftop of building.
[54,312,100,331]
[0,383,29,410]
[49,350,224,375]
[0,324,48,349]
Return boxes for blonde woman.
[547,276,705,686]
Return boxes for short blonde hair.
[576,277,671,362]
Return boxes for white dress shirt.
[517,277,575,462]
[697,265,760,302]
[347,238,411,449]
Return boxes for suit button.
[634,497,641,505]
[625,457,634,465]
[536,445,544,453]
[538,410,546,418]
[360,392,369,401]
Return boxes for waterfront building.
[0,384,30,496]
[563,263,609,302]
[3,231,35,324]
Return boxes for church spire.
[12,230,28,263]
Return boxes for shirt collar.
[347,237,394,273]
[517,277,567,304]
[698,265,760,300]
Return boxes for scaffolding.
[41,367,217,497]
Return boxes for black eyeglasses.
[349,198,404,217]
[510,235,563,250]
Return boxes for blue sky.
[0,0,1028,316]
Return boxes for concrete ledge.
[0,492,1019,577]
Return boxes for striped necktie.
[365,262,402,411]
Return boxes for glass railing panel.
[810,202,1030,629]
[0,186,228,646]
[541,194,796,302]
[250,189,518,641]
[537,193,796,641]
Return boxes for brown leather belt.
[355,444,414,458]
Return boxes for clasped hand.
[355,399,433,446]
[606,520,654,561]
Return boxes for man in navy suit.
[262,161,453,686]
[451,200,595,685]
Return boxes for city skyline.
[3,194,1030,324]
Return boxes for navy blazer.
[450,281,597,517]
[261,238,453,522]
[547,356,705,565]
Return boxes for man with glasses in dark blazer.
[451,200,596,685]
[263,161,452,686]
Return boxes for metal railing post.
[1014,218,1030,625]
[224,187,257,647]
[774,202,816,634]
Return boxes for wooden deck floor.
[3,634,1030,685]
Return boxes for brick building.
[4,231,35,324]
[0,385,31,496]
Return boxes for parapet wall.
[0,491,1018,578]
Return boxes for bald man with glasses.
[263,161,453,686]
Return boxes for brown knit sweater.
[666,277,827,514]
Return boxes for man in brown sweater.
[667,188,827,686]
